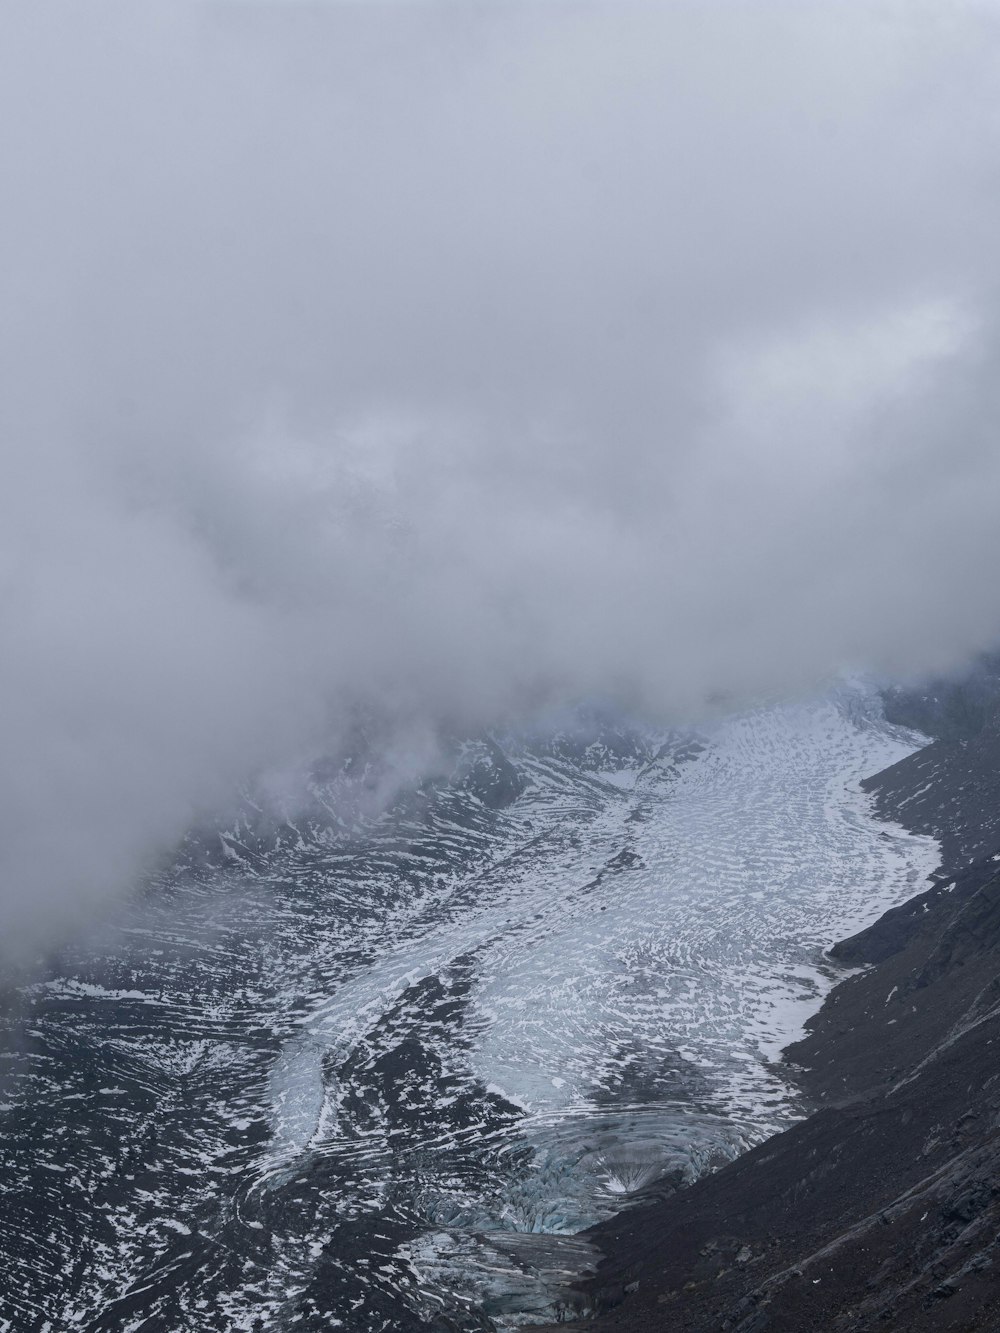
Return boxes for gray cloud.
[2,1,1000,951]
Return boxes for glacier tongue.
[0,686,940,1332]
[470,691,939,1126]
[253,687,937,1327]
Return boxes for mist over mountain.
[3,1,1000,945]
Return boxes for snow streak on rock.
[0,688,938,1331]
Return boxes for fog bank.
[2,1,1000,948]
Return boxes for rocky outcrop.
[861,722,1000,869]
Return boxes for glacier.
[0,685,939,1331]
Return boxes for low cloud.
[2,1,1000,950]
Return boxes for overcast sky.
[2,1,1000,951]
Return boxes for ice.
[0,684,939,1332]
[251,685,937,1325]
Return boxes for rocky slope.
[542,692,1000,1332]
